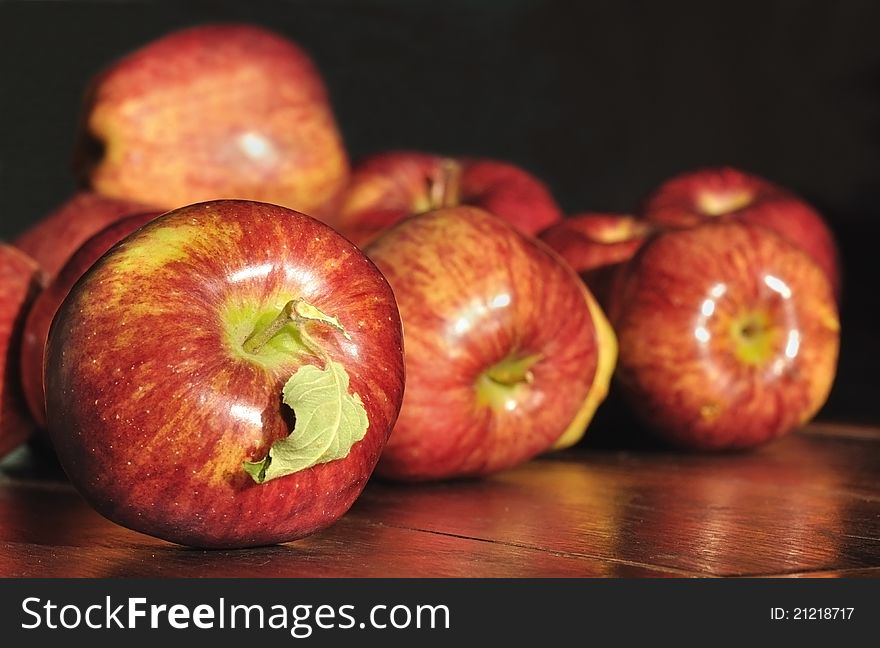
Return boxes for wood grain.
[1,424,878,577]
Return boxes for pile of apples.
[0,24,840,548]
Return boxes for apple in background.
[538,212,652,309]
[640,167,841,299]
[14,192,154,280]
[45,200,404,548]
[333,151,563,246]
[0,244,45,458]
[607,220,839,451]
[74,23,349,220]
[365,206,614,480]
[20,211,160,430]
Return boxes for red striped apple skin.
[608,221,840,451]
[46,200,404,548]
[20,211,160,430]
[640,167,840,299]
[366,206,598,481]
[0,244,44,458]
[334,151,563,246]
[74,24,349,220]
[14,192,153,280]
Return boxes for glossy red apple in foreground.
[20,212,159,429]
[538,213,652,308]
[608,221,839,450]
[0,244,45,458]
[334,151,563,246]
[366,206,614,480]
[640,167,841,298]
[14,192,153,280]
[46,200,404,547]
[74,24,349,219]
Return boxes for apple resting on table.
[607,220,840,451]
[74,23,349,219]
[333,150,563,246]
[14,192,154,280]
[365,206,616,481]
[640,166,841,299]
[45,200,405,548]
[0,244,45,458]
[20,211,160,430]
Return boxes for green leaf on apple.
[243,360,369,483]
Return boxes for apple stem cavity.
[242,298,350,356]
[484,354,539,386]
[476,353,542,412]
[428,158,463,210]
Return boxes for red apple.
[74,24,349,219]
[14,192,154,280]
[538,212,652,309]
[607,220,840,451]
[640,167,841,298]
[365,206,614,480]
[45,200,405,548]
[20,211,160,430]
[333,151,563,246]
[0,244,45,458]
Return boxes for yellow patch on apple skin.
[699,402,721,421]
[109,218,240,276]
[595,217,643,244]
[341,176,399,217]
[552,286,618,450]
[697,189,753,216]
[799,301,841,426]
[817,303,841,333]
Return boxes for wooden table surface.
[1,421,878,578]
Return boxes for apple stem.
[484,354,540,386]
[242,298,348,357]
[242,301,298,355]
[429,158,463,210]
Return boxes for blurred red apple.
[74,24,349,219]
[20,211,159,430]
[538,213,652,308]
[365,206,613,480]
[0,244,45,458]
[46,200,404,547]
[607,220,839,451]
[14,192,153,280]
[640,167,841,298]
[334,151,563,246]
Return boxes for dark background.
[0,0,877,423]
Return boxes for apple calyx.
[476,353,541,411]
[242,299,368,485]
[427,158,463,211]
[731,311,776,365]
